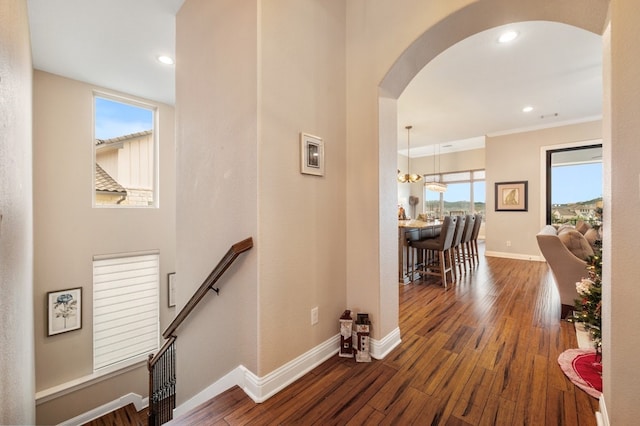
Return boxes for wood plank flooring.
[168,243,599,425]
[82,403,145,426]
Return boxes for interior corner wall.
[484,121,602,258]
[32,71,176,425]
[0,1,35,424]
[603,1,640,423]
[175,0,259,403]
[258,0,347,374]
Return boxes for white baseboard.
[62,328,402,423]
[596,394,609,426]
[370,327,401,360]
[484,251,545,262]
[174,335,339,416]
[173,366,246,417]
[58,393,147,426]
[176,327,401,415]
[242,334,340,403]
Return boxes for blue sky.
[552,162,603,204]
[440,182,486,203]
[427,162,602,205]
[95,97,153,140]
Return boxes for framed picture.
[168,272,176,307]
[495,181,528,211]
[47,287,82,336]
[300,133,324,176]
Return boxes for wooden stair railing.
[147,237,253,426]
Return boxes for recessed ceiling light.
[498,30,519,43]
[522,106,534,113]
[157,55,174,65]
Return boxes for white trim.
[174,334,340,415]
[57,393,147,426]
[173,367,246,417]
[93,249,159,261]
[175,327,404,417]
[484,251,545,262]
[370,327,402,360]
[596,394,609,426]
[241,334,340,402]
[35,359,147,405]
[488,116,602,138]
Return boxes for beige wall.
[175,0,346,402]
[33,71,176,424]
[0,1,35,424]
[485,121,602,257]
[175,0,260,402]
[603,1,640,422]
[258,0,347,374]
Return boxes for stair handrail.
[162,236,253,340]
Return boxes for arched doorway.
[361,0,608,362]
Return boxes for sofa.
[536,223,598,318]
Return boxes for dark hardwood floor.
[167,242,599,425]
[83,403,145,426]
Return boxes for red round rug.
[558,348,602,398]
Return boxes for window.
[94,94,157,207]
[546,145,602,225]
[93,252,160,371]
[424,169,485,219]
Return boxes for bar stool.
[410,216,457,288]
[470,213,483,265]
[460,214,476,270]
[450,215,466,280]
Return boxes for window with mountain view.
[547,145,602,225]
[424,169,485,220]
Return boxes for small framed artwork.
[168,272,176,307]
[495,181,528,212]
[300,133,324,176]
[47,287,82,336]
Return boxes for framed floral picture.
[47,287,82,336]
[495,181,528,212]
[300,133,324,176]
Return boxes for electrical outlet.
[311,307,319,325]
[506,240,511,247]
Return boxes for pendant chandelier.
[424,143,448,193]
[397,125,422,183]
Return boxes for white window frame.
[92,91,159,208]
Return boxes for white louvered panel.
[94,305,157,336]
[94,291,157,316]
[93,307,157,333]
[93,253,159,371]
[94,281,157,310]
[94,336,159,369]
[95,323,158,349]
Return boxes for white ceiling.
[398,21,602,157]
[27,0,185,105]
[27,4,602,154]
